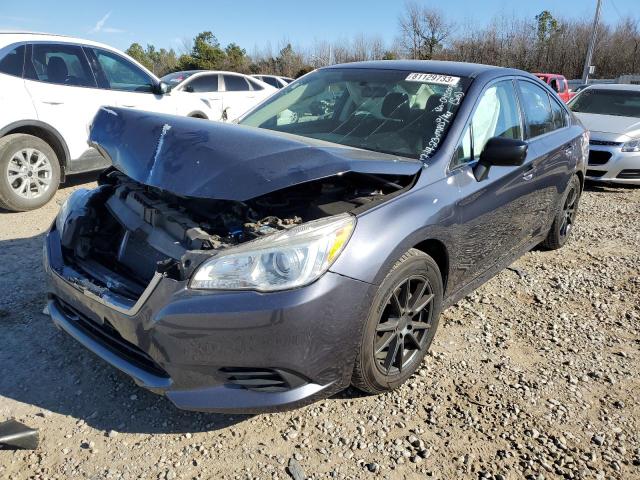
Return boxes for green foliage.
[125,42,177,76]
[382,51,398,60]
[535,10,560,43]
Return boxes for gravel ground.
[0,178,639,480]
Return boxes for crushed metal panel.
[88,107,422,202]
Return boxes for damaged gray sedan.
[44,61,586,412]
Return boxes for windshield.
[569,89,640,118]
[160,71,198,89]
[239,68,472,159]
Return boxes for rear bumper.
[44,228,375,413]
[586,146,640,185]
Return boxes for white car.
[0,32,205,211]
[252,74,294,89]
[568,84,640,185]
[161,70,277,122]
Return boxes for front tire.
[0,134,60,211]
[542,175,581,250]
[352,249,443,394]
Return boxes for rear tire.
[542,175,581,250]
[352,249,443,394]
[0,134,60,211]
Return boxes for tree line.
[125,3,640,80]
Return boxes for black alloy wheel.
[559,183,578,240]
[352,249,443,394]
[542,175,581,250]
[374,275,435,375]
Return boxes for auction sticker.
[405,73,460,85]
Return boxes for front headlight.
[191,214,355,291]
[621,139,640,153]
[55,188,91,234]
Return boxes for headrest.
[47,56,68,83]
[425,95,442,112]
[381,92,410,120]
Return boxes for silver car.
[569,84,640,185]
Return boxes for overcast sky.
[0,0,636,53]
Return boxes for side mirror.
[473,137,528,181]
[153,81,170,95]
[183,84,194,93]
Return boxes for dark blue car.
[44,61,587,412]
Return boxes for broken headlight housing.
[191,214,355,291]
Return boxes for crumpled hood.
[574,112,640,140]
[89,107,422,201]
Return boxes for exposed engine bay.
[59,169,415,300]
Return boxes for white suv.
[161,70,277,122]
[0,32,204,211]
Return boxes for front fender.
[330,176,458,288]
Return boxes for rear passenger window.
[25,44,96,87]
[453,80,523,167]
[223,75,250,91]
[550,98,567,129]
[261,76,280,88]
[185,74,218,92]
[0,45,25,77]
[247,78,264,90]
[518,81,554,138]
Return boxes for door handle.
[122,104,137,108]
[522,166,535,181]
[43,101,64,105]
[563,144,574,155]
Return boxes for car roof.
[325,60,524,79]
[0,31,120,51]
[585,83,640,92]
[172,70,254,77]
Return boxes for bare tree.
[398,1,454,59]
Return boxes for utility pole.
[582,0,603,83]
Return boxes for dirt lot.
[0,177,639,480]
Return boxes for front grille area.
[588,150,612,165]
[54,297,169,379]
[590,140,623,147]
[617,169,640,179]
[586,169,607,178]
[219,367,308,393]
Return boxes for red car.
[534,73,571,102]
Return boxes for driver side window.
[453,80,523,168]
[91,48,154,93]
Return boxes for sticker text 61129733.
[405,73,460,86]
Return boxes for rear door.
[516,79,574,235]
[0,44,37,126]
[23,42,103,162]
[449,78,543,286]
[221,74,256,121]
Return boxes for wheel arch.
[575,169,584,191]
[0,120,70,180]
[412,238,450,295]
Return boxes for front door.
[447,79,545,290]
[176,73,223,120]
[87,47,174,115]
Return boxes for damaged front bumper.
[44,226,374,413]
